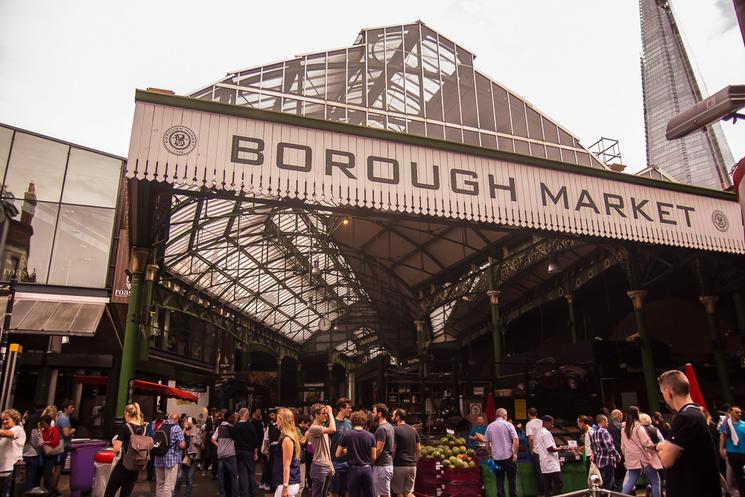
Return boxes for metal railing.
[555,476,632,497]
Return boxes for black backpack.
[150,422,173,457]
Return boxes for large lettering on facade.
[127,99,745,254]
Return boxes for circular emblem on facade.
[711,210,729,232]
[163,126,196,155]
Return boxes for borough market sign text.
[127,94,745,254]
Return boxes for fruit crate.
[442,467,481,482]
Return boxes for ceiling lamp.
[547,252,562,274]
[311,260,322,277]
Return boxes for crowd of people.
[482,369,742,497]
[102,398,419,497]
[0,368,741,497]
[0,400,77,496]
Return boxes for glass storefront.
[0,124,123,288]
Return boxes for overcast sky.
[1,0,743,175]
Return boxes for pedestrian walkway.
[55,471,292,497]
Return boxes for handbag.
[42,441,64,457]
[588,461,603,487]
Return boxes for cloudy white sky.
[0,0,743,174]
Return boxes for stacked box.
[441,466,481,497]
[416,460,482,497]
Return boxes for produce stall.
[414,429,588,497]
[415,434,482,497]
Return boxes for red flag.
[684,363,709,413]
[485,392,497,423]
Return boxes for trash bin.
[91,450,115,497]
[69,440,109,497]
[12,460,25,497]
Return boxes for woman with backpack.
[273,408,302,497]
[104,403,147,497]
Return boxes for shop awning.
[131,380,198,402]
[72,376,198,403]
[0,293,107,336]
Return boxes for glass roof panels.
[191,22,605,169]
[164,188,368,343]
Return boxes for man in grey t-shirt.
[308,403,336,497]
[392,408,420,497]
[373,403,395,497]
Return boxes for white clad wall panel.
[127,101,745,254]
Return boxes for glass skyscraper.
[640,0,734,190]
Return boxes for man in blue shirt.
[485,408,518,497]
[154,413,185,497]
[330,398,352,497]
[468,415,487,450]
[52,400,76,494]
[720,405,745,497]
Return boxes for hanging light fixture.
[311,259,321,277]
[547,253,562,274]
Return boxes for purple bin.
[69,440,110,497]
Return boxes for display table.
[481,460,587,497]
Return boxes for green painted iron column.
[137,264,158,361]
[699,296,734,403]
[626,290,658,412]
[116,249,149,414]
[732,291,745,336]
[296,363,303,404]
[487,289,502,378]
[565,294,577,344]
[277,353,284,405]
[327,362,334,403]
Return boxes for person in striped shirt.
[589,414,621,491]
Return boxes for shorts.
[55,447,69,466]
[391,466,416,494]
[372,465,393,497]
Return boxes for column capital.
[414,320,426,332]
[144,264,159,282]
[564,294,574,305]
[626,290,648,310]
[130,248,149,274]
[487,289,500,305]
[699,295,718,315]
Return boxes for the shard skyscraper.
[640,0,734,189]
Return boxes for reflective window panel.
[47,205,115,288]
[4,132,68,203]
[62,147,122,208]
[2,199,59,284]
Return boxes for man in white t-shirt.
[524,407,543,495]
[0,409,26,493]
[534,415,569,497]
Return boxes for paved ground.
[56,470,299,497]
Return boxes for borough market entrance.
[116,23,745,424]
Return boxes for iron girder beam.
[264,216,352,311]
[451,247,627,343]
[419,237,582,313]
[153,280,299,355]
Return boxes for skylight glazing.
[190,22,605,169]
[163,187,368,342]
